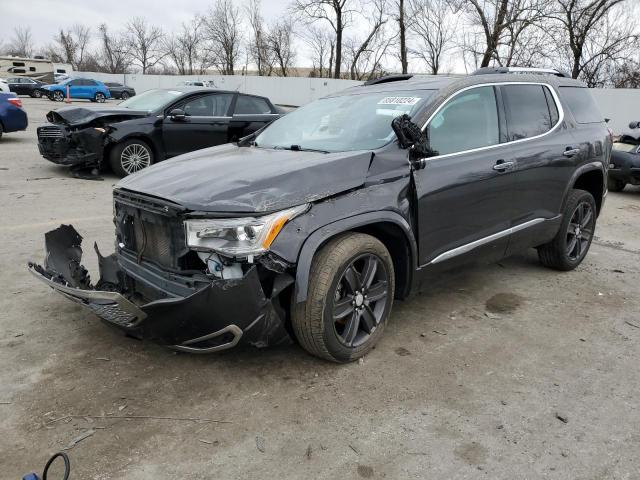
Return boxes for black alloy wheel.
[565,200,594,262]
[332,253,390,347]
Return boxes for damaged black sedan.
[29,69,609,362]
[36,87,281,177]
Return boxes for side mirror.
[629,121,639,129]
[391,114,437,169]
[169,108,186,121]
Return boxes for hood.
[46,107,149,127]
[118,144,373,213]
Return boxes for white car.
[0,79,10,93]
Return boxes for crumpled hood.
[46,107,148,126]
[118,144,373,213]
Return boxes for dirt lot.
[1,97,639,479]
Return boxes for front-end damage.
[29,223,294,352]
[37,108,148,176]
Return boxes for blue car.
[42,78,111,103]
[0,92,28,139]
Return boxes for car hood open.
[117,144,374,213]
[46,107,148,127]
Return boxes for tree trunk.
[399,0,408,74]
[334,15,342,78]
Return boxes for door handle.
[493,160,515,172]
[563,147,581,157]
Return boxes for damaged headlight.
[185,204,309,257]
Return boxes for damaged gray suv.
[29,68,610,362]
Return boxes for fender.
[293,210,417,303]
[561,161,606,214]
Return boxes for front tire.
[291,233,395,363]
[538,189,597,271]
[31,89,42,98]
[109,139,154,177]
[607,177,626,192]
[53,90,65,102]
[95,92,106,103]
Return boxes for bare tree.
[550,0,638,81]
[391,0,409,73]
[126,17,166,73]
[6,27,34,57]
[166,16,208,75]
[302,25,335,77]
[268,19,297,76]
[50,25,93,70]
[204,0,243,75]
[246,0,274,75]
[345,0,389,79]
[97,24,130,73]
[408,0,455,74]
[292,0,358,78]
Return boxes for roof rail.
[364,74,413,86]
[471,66,570,78]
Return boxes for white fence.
[75,71,640,133]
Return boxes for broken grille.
[38,126,63,138]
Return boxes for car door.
[497,83,577,255]
[414,84,515,270]
[67,79,83,98]
[7,78,22,95]
[229,94,280,141]
[162,92,234,157]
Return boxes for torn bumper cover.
[36,123,105,168]
[28,225,293,353]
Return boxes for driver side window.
[427,86,499,156]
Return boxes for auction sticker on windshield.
[378,97,421,105]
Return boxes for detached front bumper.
[29,225,293,353]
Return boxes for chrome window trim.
[427,217,551,265]
[419,81,565,161]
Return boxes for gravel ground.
[1,97,639,479]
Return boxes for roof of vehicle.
[155,86,268,98]
[331,72,587,97]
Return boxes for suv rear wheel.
[538,189,596,271]
[291,233,395,363]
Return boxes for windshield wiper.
[273,145,330,153]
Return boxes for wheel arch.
[567,163,605,215]
[293,212,417,304]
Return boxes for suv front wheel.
[538,189,596,271]
[292,233,395,363]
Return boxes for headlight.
[185,204,308,257]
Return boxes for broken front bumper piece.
[28,225,293,353]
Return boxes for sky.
[0,0,298,62]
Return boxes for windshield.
[255,89,434,152]
[119,89,183,112]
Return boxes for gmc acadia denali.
[29,67,611,363]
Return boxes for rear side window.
[235,95,272,115]
[427,85,500,156]
[501,84,559,141]
[560,87,603,124]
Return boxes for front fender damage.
[28,225,293,352]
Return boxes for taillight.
[7,97,22,108]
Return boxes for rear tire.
[538,189,596,271]
[109,139,154,177]
[607,177,626,192]
[0,122,4,140]
[120,91,130,100]
[291,233,395,363]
